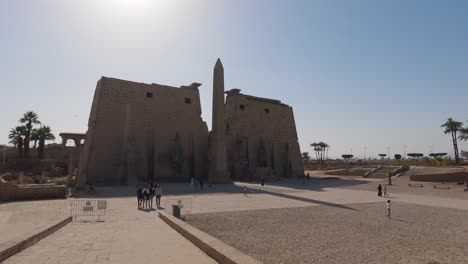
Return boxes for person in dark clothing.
[137,186,143,208]
[306,173,310,180]
[260,176,265,186]
[200,178,203,190]
[377,184,383,197]
[143,187,150,209]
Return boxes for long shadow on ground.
[252,188,359,211]
[73,176,370,201]
[73,183,247,199]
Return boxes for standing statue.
[258,138,268,167]
[171,132,184,178]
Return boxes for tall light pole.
[404,144,407,158]
[364,145,367,159]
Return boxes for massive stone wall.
[80,77,209,184]
[78,61,304,185]
[224,89,303,180]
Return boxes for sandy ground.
[187,203,468,264]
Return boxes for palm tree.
[31,128,39,149]
[19,111,41,158]
[310,143,320,161]
[441,118,463,164]
[36,125,55,159]
[460,126,468,165]
[317,142,329,163]
[459,127,468,141]
[302,152,311,163]
[310,141,329,167]
[8,126,26,157]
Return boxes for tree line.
[302,142,330,167]
[301,118,468,166]
[8,111,55,159]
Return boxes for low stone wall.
[0,175,66,201]
[363,166,382,178]
[390,166,409,176]
[325,168,373,177]
[410,172,468,182]
[0,217,72,262]
[159,211,261,264]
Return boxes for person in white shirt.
[155,184,162,208]
[386,200,391,219]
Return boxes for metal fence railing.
[70,199,107,221]
[165,197,192,215]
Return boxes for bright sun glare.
[99,0,168,17]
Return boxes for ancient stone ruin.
[77,59,303,186]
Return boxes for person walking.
[142,186,150,209]
[137,186,143,209]
[149,185,155,209]
[386,200,391,219]
[260,176,265,186]
[200,178,204,190]
[155,184,162,208]
[383,184,389,197]
[306,173,310,180]
[377,184,382,197]
[243,186,248,197]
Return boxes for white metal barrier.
[70,199,107,221]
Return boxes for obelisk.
[211,58,228,182]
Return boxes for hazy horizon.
[1,0,467,159]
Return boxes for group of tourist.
[137,183,162,210]
[377,184,389,197]
[377,184,392,218]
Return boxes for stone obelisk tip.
[215,58,223,68]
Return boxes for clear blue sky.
[1,0,467,158]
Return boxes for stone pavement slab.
[0,200,69,253]
[3,197,216,264]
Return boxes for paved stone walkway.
[0,200,69,253]
[3,197,216,264]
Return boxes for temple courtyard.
[2,175,468,263]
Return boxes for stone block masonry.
[79,77,209,185]
[225,89,304,180]
[78,59,303,185]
